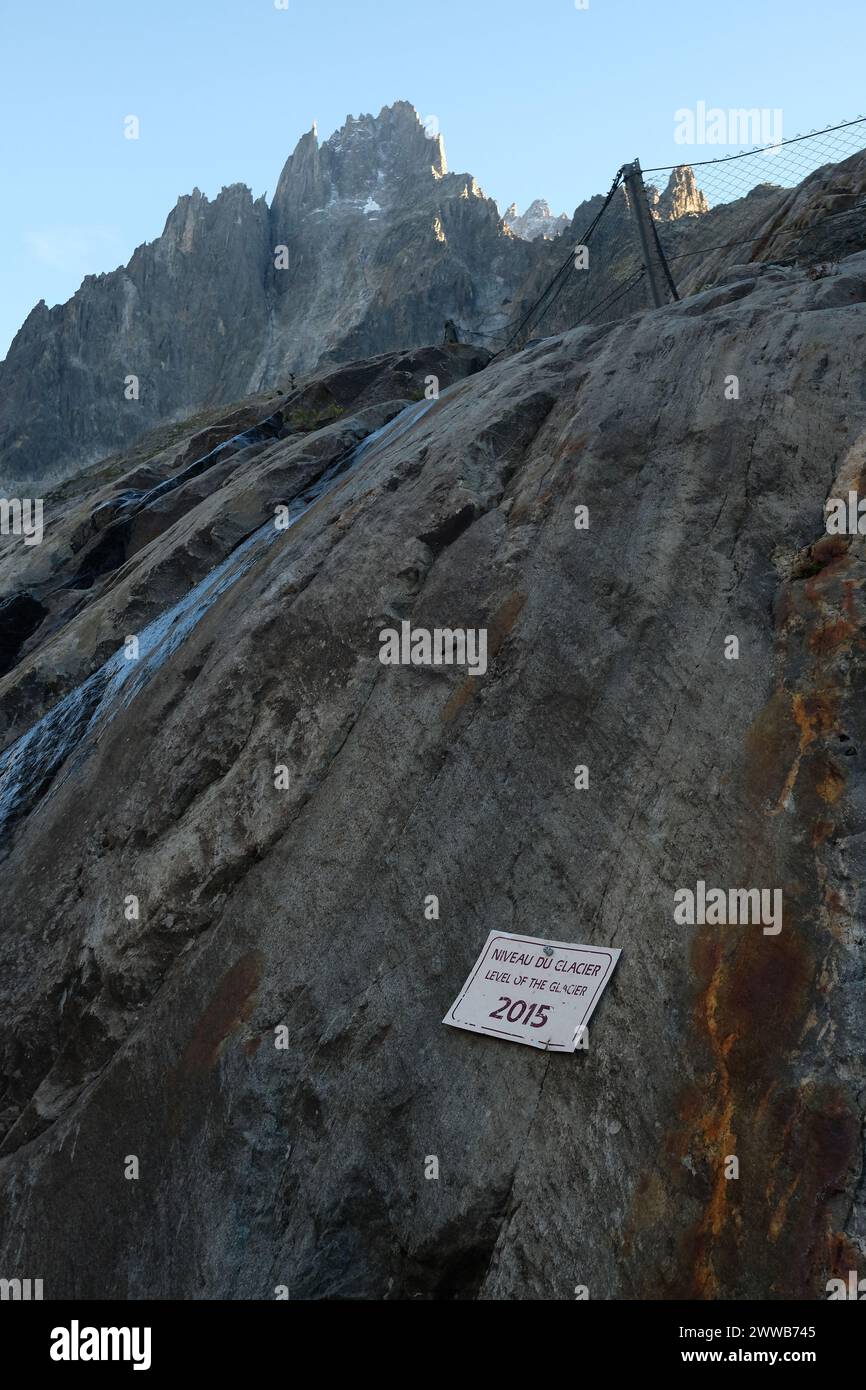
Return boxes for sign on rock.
[443,931,621,1052]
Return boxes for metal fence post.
[621,159,680,308]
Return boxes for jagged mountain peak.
[158,181,269,259]
[0,97,537,485]
[505,198,570,241]
[3,101,853,490]
[271,100,447,226]
[650,166,710,219]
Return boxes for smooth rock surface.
[1,254,865,1298]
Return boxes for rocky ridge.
[5,102,861,490]
[0,103,535,487]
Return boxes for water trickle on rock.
[0,398,436,846]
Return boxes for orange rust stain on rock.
[772,692,839,815]
[754,1081,778,1127]
[743,689,798,811]
[815,761,845,805]
[810,819,835,847]
[671,914,816,1296]
[804,553,853,603]
[488,591,527,655]
[827,1230,863,1280]
[808,617,856,656]
[691,946,736,1151]
[811,534,850,567]
[768,1173,801,1243]
[509,435,587,524]
[680,939,737,1297]
[556,432,589,462]
[723,929,814,1084]
[767,1087,805,1173]
[822,884,848,942]
[841,577,860,619]
[509,491,555,526]
[507,497,532,527]
[665,1087,703,1164]
[441,679,475,723]
[798,1089,859,1218]
[794,691,837,742]
[653,535,862,1296]
[756,1085,857,1295]
[612,525,863,1296]
[441,592,526,723]
[173,951,263,1081]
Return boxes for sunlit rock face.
[650,166,710,219]
[1,251,866,1297]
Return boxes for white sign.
[443,931,621,1052]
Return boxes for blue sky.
[2,0,865,358]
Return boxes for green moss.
[286,402,344,431]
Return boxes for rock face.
[262,104,534,392]
[0,103,536,488]
[504,199,570,241]
[0,185,273,489]
[8,94,855,491]
[650,166,710,219]
[1,251,866,1298]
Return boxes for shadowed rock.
[1,254,865,1298]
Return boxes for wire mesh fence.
[492,115,866,353]
[648,115,866,295]
[644,116,866,212]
